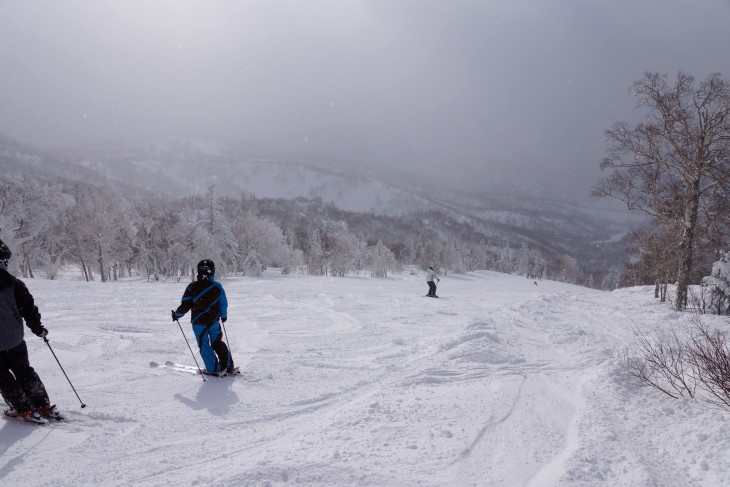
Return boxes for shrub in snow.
[700,251,730,315]
[616,314,730,411]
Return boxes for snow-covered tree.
[527,249,546,280]
[306,227,325,275]
[558,254,583,284]
[514,244,531,277]
[279,246,304,275]
[232,213,293,272]
[201,185,238,274]
[368,240,397,277]
[327,230,365,277]
[177,186,238,277]
[136,208,191,280]
[441,240,465,274]
[416,240,442,271]
[242,248,263,277]
[466,240,491,271]
[0,175,73,276]
[601,265,622,291]
[61,184,137,282]
[701,251,730,314]
[497,244,513,274]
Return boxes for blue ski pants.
[193,322,231,374]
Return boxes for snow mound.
[440,320,525,365]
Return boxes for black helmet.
[197,259,215,279]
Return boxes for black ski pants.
[427,280,437,296]
[0,341,50,412]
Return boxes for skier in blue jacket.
[172,259,234,376]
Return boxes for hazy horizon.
[2,0,729,203]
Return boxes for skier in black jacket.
[0,238,60,422]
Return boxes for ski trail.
[524,370,591,487]
[452,374,527,464]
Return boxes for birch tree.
[594,72,730,309]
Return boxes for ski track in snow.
[1,271,729,486]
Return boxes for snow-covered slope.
[2,271,728,486]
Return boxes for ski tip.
[41,414,65,421]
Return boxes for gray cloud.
[1,0,729,203]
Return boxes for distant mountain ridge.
[0,134,631,273]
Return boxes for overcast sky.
[1,0,729,203]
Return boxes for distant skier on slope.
[426,266,440,297]
[172,259,235,377]
[0,238,62,422]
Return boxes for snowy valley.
[0,134,631,279]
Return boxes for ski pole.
[221,320,233,355]
[43,337,86,408]
[172,312,206,381]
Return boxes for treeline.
[0,173,595,284]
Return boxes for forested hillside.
[0,134,628,286]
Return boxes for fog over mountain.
[1,0,729,204]
[0,131,637,281]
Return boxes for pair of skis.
[151,361,240,377]
[3,408,64,425]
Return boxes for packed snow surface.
[1,270,729,486]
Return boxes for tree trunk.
[98,244,107,283]
[78,258,88,281]
[675,178,701,310]
[22,251,34,278]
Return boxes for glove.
[221,317,227,323]
[437,278,440,283]
[34,326,48,338]
[171,310,178,322]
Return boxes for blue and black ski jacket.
[173,277,228,326]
